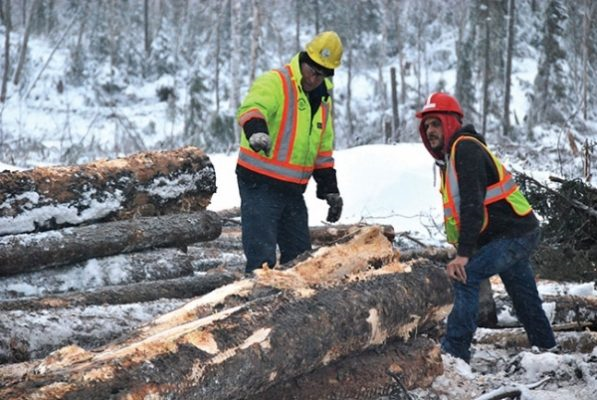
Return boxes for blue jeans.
[441,228,556,362]
[238,178,312,273]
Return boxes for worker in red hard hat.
[417,92,556,363]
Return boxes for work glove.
[248,132,271,154]
[325,193,343,223]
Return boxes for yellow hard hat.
[305,31,343,70]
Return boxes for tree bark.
[11,0,38,85]
[481,15,491,136]
[0,227,453,399]
[475,328,597,354]
[0,265,451,400]
[495,294,597,329]
[0,237,245,300]
[0,0,10,103]
[0,210,222,276]
[250,337,443,400]
[502,0,515,136]
[0,226,389,364]
[0,146,216,236]
[0,299,187,364]
[0,270,237,312]
[309,223,395,245]
[143,0,150,57]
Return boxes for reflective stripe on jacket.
[441,136,533,244]
[236,53,335,185]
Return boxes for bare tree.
[144,0,151,57]
[391,67,400,142]
[502,0,515,136]
[249,0,262,82]
[230,0,242,145]
[481,16,491,136]
[213,0,226,115]
[12,0,39,86]
[581,0,594,121]
[313,0,320,33]
[21,0,26,27]
[294,0,300,51]
[345,47,354,144]
[0,0,10,103]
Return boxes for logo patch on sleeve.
[317,122,322,129]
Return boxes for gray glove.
[248,132,271,154]
[325,193,343,223]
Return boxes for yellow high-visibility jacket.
[236,53,335,185]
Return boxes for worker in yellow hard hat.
[236,31,344,275]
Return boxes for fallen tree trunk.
[0,233,245,300]
[496,294,597,329]
[0,227,453,400]
[126,225,399,341]
[0,210,222,276]
[0,266,451,399]
[219,223,396,246]
[308,223,395,245]
[0,299,187,364]
[0,146,216,236]
[250,336,443,400]
[0,271,238,312]
[475,328,597,354]
[0,225,392,364]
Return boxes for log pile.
[0,146,216,236]
[2,149,593,399]
[0,226,454,400]
[0,148,455,399]
[0,148,229,364]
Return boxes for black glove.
[248,132,271,154]
[325,193,343,223]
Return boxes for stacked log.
[0,146,216,236]
[0,227,453,399]
[0,210,222,275]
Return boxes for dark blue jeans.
[238,178,312,273]
[441,228,556,362]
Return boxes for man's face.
[424,117,444,152]
[300,62,326,92]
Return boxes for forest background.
[0,0,595,183]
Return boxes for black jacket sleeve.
[312,168,339,199]
[242,118,269,140]
[454,140,489,257]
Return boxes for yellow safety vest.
[236,53,335,185]
[441,136,533,244]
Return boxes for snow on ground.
[1,145,595,399]
[210,143,445,246]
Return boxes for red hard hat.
[416,92,463,119]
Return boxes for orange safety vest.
[441,136,533,244]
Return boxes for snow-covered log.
[0,146,216,236]
[0,271,238,312]
[496,294,597,329]
[0,236,244,300]
[0,210,222,276]
[0,299,187,364]
[0,227,453,400]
